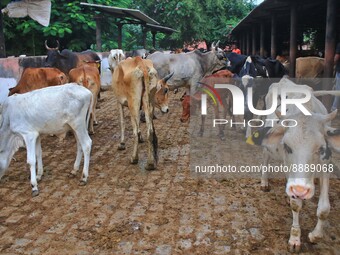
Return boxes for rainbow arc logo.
[197,82,223,107]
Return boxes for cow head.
[154,72,173,113]
[108,49,126,72]
[260,110,340,200]
[44,40,65,67]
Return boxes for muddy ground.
[0,89,339,255]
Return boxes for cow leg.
[215,105,226,141]
[143,98,157,170]
[308,175,330,243]
[23,134,39,197]
[117,103,126,150]
[261,150,270,191]
[35,136,44,182]
[130,105,140,164]
[199,115,205,137]
[70,134,82,177]
[288,198,302,253]
[73,128,92,185]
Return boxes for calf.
[69,65,101,134]
[112,57,171,169]
[0,84,93,196]
[8,67,68,96]
[182,69,236,140]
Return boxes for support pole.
[117,23,123,49]
[246,30,251,55]
[95,16,102,52]
[322,0,337,110]
[271,14,277,59]
[260,22,265,57]
[252,26,256,55]
[0,12,5,58]
[142,26,147,49]
[289,3,297,78]
[152,31,156,49]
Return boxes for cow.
[226,53,286,137]
[147,42,226,94]
[112,56,172,170]
[0,84,93,197]
[181,69,237,140]
[148,42,226,121]
[69,65,101,134]
[124,49,149,59]
[276,56,325,90]
[246,77,340,252]
[44,40,101,76]
[8,67,68,96]
[108,49,125,72]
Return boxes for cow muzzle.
[287,184,314,200]
[161,106,169,113]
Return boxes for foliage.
[2,0,255,56]
[131,0,255,49]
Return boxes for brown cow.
[69,65,101,134]
[181,69,236,140]
[112,56,172,169]
[8,67,68,96]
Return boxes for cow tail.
[138,58,158,163]
[86,92,94,131]
[152,122,158,163]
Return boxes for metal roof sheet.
[80,3,159,25]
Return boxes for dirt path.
[0,90,339,255]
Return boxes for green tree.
[2,0,132,56]
[131,0,255,49]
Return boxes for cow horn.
[162,72,174,83]
[45,40,52,50]
[216,40,220,48]
[211,41,215,49]
[45,40,59,50]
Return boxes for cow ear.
[247,126,285,147]
[326,129,340,153]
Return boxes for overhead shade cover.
[2,0,51,27]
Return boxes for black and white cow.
[226,53,287,137]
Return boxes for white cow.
[0,84,93,196]
[108,49,125,72]
[247,78,340,252]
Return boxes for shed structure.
[231,0,339,109]
[80,3,177,50]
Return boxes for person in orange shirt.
[231,43,241,54]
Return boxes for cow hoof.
[260,185,270,192]
[32,190,39,197]
[145,163,156,170]
[198,131,203,137]
[138,138,144,143]
[94,121,99,126]
[79,180,87,186]
[89,131,95,135]
[68,172,77,178]
[130,158,138,164]
[218,134,226,141]
[288,242,301,253]
[308,231,323,244]
[118,143,126,150]
[36,176,42,182]
[180,118,189,123]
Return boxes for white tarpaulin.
[1,0,51,27]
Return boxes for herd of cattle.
[0,41,339,253]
